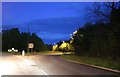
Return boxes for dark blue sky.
[2,2,90,44]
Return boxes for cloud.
[38,31,69,40]
[24,16,84,33]
[2,17,85,44]
[38,31,70,44]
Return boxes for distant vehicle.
[8,49,12,52]
[8,48,18,52]
[14,49,18,52]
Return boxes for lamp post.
[73,30,77,35]
[27,25,29,54]
[70,34,72,39]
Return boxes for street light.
[73,30,77,35]
[27,25,29,54]
[54,43,56,45]
[70,34,73,38]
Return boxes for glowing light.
[73,30,77,35]
[59,42,69,49]
[70,40,73,43]
[70,34,73,38]
[60,43,66,48]
[52,44,58,51]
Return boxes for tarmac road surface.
[0,53,119,77]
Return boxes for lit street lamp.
[73,30,77,35]
[70,34,73,38]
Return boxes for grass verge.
[61,55,120,70]
[35,51,72,55]
[2,51,66,56]
[2,51,21,55]
[35,51,63,55]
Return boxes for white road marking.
[40,69,48,75]
[23,58,49,75]
[15,55,49,75]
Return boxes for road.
[0,53,120,76]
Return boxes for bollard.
[22,50,25,56]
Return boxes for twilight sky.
[2,2,90,44]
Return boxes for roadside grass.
[19,51,64,56]
[2,51,34,56]
[61,54,120,70]
[35,51,72,55]
[2,51,71,56]
[2,51,21,55]
[35,51,63,55]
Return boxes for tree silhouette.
[2,28,47,52]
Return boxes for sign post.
[28,43,34,48]
[28,43,34,53]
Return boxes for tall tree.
[2,28,47,52]
[2,28,21,51]
[86,2,120,24]
[30,33,47,52]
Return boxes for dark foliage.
[73,2,120,60]
[45,44,53,51]
[2,28,47,52]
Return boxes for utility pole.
[27,25,29,54]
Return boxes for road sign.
[28,43,34,48]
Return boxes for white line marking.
[40,69,48,75]
[15,55,50,75]
[40,69,50,77]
